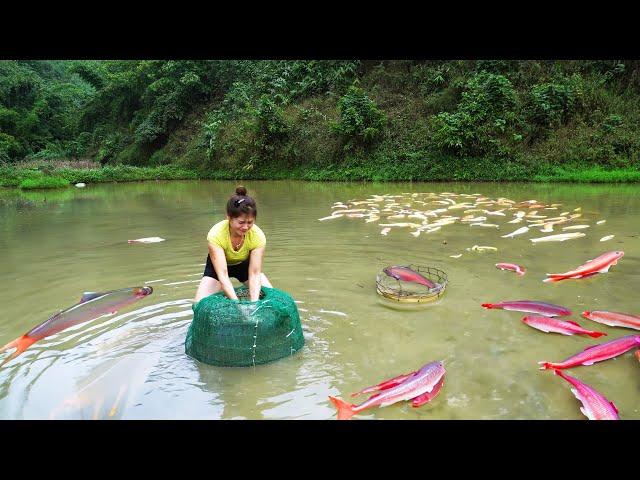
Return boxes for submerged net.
[376,265,448,303]
[185,286,304,367]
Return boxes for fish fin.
[0,335,37,367]
[328,396,356,420]
[566,320,582,327]
[481,303,495,309]
[579,406,589,419]
[538,362,553,370]
[582,361,595,366]
[582,344,599,351]
[587,331,607,338]
[80,292,102,303]
[610,401,619,414]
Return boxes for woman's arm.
[248,246,265,301]
[209,244,239,300]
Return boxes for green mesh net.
[185,286,305,367]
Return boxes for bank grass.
[533,166,640,183]
[19,176,70,189]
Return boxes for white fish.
[450,254,463,259]
[466,245,497,252]
[600,235,615,242]
[596,220,606,225]
[127,237,165,244]
[318,214,343,221]
[501,226,530,238]
[470,223,499,228]
[508,218,523,224]
[410,230,421,237]
[530,233,586,243]
[562,225,590,231]
[540,223,554,233]
[381,228,391,236]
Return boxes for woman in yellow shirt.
[194,186,272,303]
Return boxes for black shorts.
[203,255,250,283]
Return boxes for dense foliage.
[2,60,640,184]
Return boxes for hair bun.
[235,186,247,196]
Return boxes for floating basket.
[376,264,448,303]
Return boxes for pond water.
[0,180,638,419]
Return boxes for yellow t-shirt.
[206,219,266,266]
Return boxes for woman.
[194,186,273,303]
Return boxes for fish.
[596,220,606,225]
[538,334,640,370]
[450,254,463,259]
[0,286,153,367]
[380,227,391,236]
[522,315,607,338]
[127,237,165,243]
[383,265,436,288]
[552,370,619,420]
[582,310,640,331]
[329,360,446,420]
[543,251,624,283]
[481,300,571,317]
[636,350,640,363]
[530,233,586,243]
[495,263,526,276]
[410,376,445,407]
[501,226,529,238]
[599,235,615,242]
[351,371,416,397]
[318,215,343,221]
[562,225,590,230]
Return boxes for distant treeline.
[2,60,640,181]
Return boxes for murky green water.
[0,180,638,419]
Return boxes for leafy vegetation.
[2,60,640,187]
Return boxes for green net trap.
[185,286,305,367]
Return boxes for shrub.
[19,175,70,189]
[332,84,386,149]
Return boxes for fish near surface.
[328,360,446,420]
[543,251,624,283]
[495,263,526,276]
[552,369,619,420]
[582,310,640,331]
[538,334,640,370]
[481,300,571,317]
[530,233,586,243]
[0,286,153,367]
[383,265,436,289]
[522,316,607,338]
[351,371,417,397]
[127,237,165,243]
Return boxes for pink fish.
[582,310,640,331]
[553,369,619,420]
[538,334,640,370]
[410,376,445,407]
[329,360,445,420]
[522,315,607,338]
[543,251,624,283]
[495,263,525,276]
[636,350,640,363]
[0,286,153,367]
[481,300,571,317]
[383,265,436,288]
[350,371,416,397]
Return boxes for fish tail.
[481,303,495,309]
[553,369,567,380]
[543,276,564,283]
[587,331,607,338]
[537,361,554,371]
[0,335,37,367]
[328,396,356,420]
[635,350,640,362]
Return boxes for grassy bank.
[3,161,639,189]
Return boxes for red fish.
[538,334,640,370]
[543,251,624,283]
[553,370,619,420]
[383,265,436,288]
[582,310,640,331]
[495,263,525,276]
[0,286,153,367]
[329,360,445,420]
[410,376,445,407]
[636,350,640,363]
[481,300,571,317]
[350,371,416,397]
[522,315,607,338]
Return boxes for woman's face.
[228,214,255,236]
